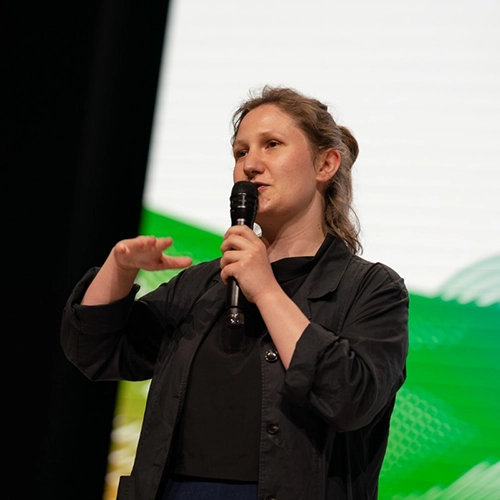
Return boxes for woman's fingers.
[114,236,192,271]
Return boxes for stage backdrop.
[103,1,500,499]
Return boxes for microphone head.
[230,181,258,227]
[230,180,258,197]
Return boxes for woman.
[61,85,409,500]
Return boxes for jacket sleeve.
[60,267,166,381]
[282,262,409,432]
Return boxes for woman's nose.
[242,150,264,177]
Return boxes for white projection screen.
[103,1,500,499]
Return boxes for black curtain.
[4,1,170,498]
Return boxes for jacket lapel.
[295,237,353,318]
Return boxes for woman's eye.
[235,150,247,158]
[268,140,279,148]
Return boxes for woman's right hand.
[113,235,193,272]
[82,236,192,306]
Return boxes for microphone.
[226,181,259,328]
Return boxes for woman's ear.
[316,148,341,183]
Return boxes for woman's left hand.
[220,225,279,304]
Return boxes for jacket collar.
[212,234,353,298]
[301,234,353,300]
[208,234,353,307]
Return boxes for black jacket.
[61,236,409,500]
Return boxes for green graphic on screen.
[103,209,500,500]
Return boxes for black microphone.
[226,180,259,328]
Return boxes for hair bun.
[339,126,359,164]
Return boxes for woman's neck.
[262,223,326,262]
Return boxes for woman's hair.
[231,85,362,254]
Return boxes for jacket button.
[264,348,279,363]
[267,423,279,434]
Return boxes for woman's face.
[232,104,330,231]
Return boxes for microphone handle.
[227,220,245,328]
